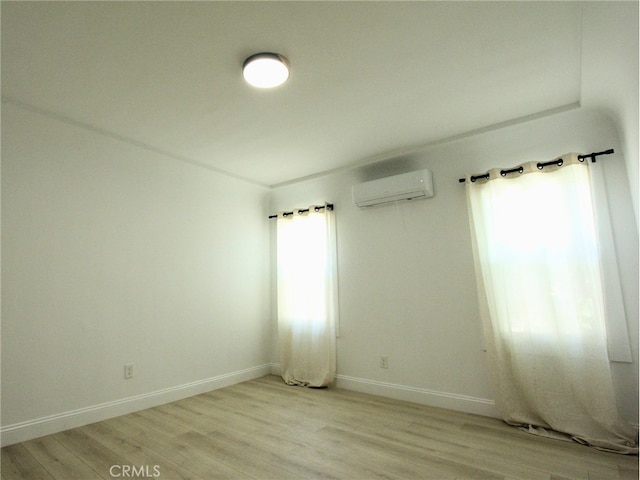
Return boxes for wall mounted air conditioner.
[352,169,434,207]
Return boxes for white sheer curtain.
[466,153,637,453]
[276,205,338,387]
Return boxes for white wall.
[1,103,271,445]
[269,107,639,423]
[581,1,639,228]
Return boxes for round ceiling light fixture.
[242,52,290,88]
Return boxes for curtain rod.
[458,149,614,184]
[268,203,334,219]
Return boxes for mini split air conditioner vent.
[352,169,434,207]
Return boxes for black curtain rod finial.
[578,148,614,163]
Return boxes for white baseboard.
[269,362,281,376]
[1,364,271,447]
[269,363,497,418]
[333,376,640,433]
[335,374,498,418]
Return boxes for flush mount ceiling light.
[242,52,290,88]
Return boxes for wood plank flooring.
[2,375,638,479]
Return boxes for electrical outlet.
[380,356,389,369]
[124,364,134,379]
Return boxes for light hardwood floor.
[2,375,638,479]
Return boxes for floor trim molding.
[1,364,271,447]
[269,363,497,418]
[334,374,498,418]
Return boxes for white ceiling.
[1,1,583,187]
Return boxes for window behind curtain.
[466,153,637,453]
[276,206,337,387]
